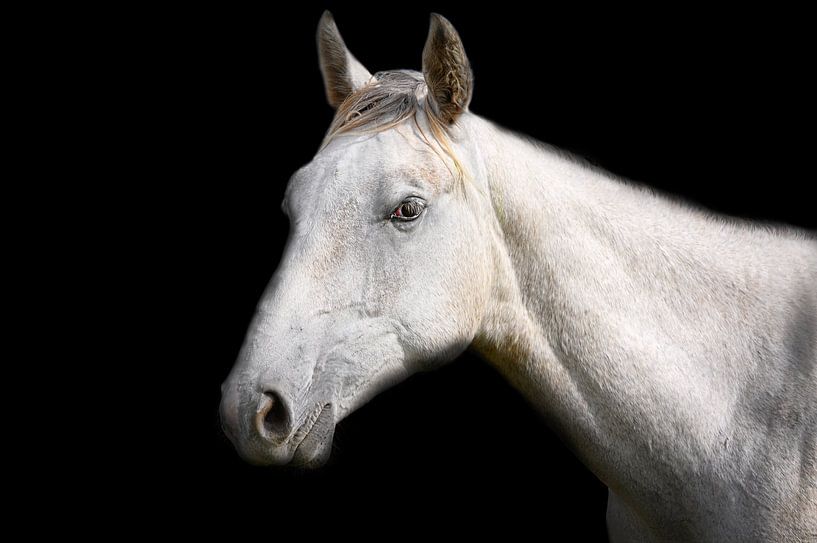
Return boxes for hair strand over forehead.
[321,70,466,183]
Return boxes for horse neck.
[464,114,814,497]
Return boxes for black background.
[143,3,813,539]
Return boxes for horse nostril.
[256,391,291,441]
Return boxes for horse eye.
[390,199,425,221]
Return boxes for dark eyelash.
[391,198,425,221]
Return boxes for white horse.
[221,12,817,542]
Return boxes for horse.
[220,12,817,542]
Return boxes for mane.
[488,121,816,243]
[322,70,465,181]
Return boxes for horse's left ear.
[317,11,372,109]
[422,14,473,124]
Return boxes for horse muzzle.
[220,380,336,468]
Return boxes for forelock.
[322,70,465,182]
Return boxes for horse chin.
[291,403,336,469]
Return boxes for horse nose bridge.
[254,274,335,335]
[252,272,345,352]
[264,227,363,307]
[257,344,316,396]
[237,310,326,395]
[235,264,344,401]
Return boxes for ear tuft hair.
[422,14,473,124]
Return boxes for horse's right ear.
[317,11,372,109]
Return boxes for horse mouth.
[291,403,334,467]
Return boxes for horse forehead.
[310,130,445,189]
